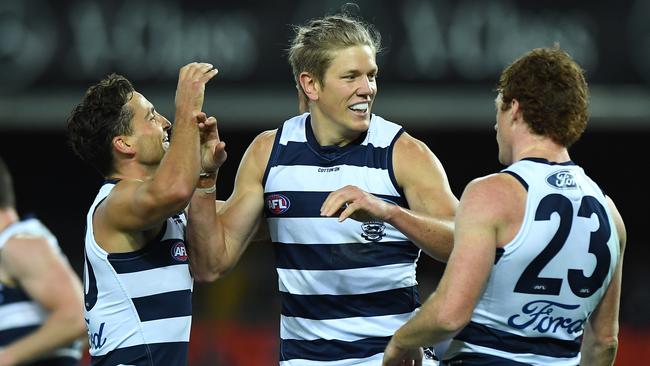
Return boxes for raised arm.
[0,237,85,366]
[580,196,626,366]
[101,63,218,233]
[186,130,275,282]
[320,132,458,262]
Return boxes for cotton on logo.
[171,242,188,262]
[266,194,291,215]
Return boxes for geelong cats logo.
[361,220,386,242]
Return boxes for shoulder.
[1,235,57,276]
[248,129,278,159]
[460,173,526,221]
[394,132,430,155]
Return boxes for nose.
[356,75,375,97]
[161,115,172,130]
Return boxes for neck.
[309,111,362,147]
[110,161,157,182]
[0,208,19,233]
[512,137,570,164]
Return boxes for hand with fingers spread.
[320,185,395,223]
[382,339,423,366]
[196,112,227,173]
[174,62,219,119]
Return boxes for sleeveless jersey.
[0,218,82,365]
[444,158,621,365]
[263,114,437,366]
[84,181,193,365]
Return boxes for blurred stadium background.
[0,0,648,364]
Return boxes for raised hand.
[196,112,227,173]
[174,63,218,119]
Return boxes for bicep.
[437,184,497,312]
[219,132,274,244]
[394,134,458,217]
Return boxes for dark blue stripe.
[131,290,192,322]
[280,336,391,361]
[108,238,188,274]
[494,248,505,264]
[274,140,391,169]
[387,128,405,198]
[282,286,420,319]
[501,171,528,190]
[264,191,407,218]
[274,240,419,270]
[0,286,31,303]
[0,325,38,346]
[91,342,188,366]
[522,157,575,166]
[455,321,581,358]
[443,352,531,366]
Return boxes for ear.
[113,136,135,155]
[509,99,523,123]
[298,72,319,102]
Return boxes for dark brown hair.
[67,74,135,176]
[497,46,589,147]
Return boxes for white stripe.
[281,311,416,341]
[444,340,579,365]
[117,265,192,298]
[0,302,45,331]
[277,263,417,295]
[265,165,398,196]
[279,114,308,145]
[366,115,403,148]
[141,316,192,343]
[279,353,438,366]
[268,218,407,244]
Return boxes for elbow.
[192,263,234,283]
[434,309,471,335]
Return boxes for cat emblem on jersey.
[546,170,577,189]
[171,242,188,262]
[361,220,386,242]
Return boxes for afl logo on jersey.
[546,170,577,189]
[267,194,291,215]
[171,242,188,262]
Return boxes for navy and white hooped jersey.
[0,218,82,364]
[84,181,193,366]
[264,114,437,366]
[444,158,621,366]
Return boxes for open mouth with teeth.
[162,135,170,149]
[349,102,369,114]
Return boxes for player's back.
[0,218,83,365]
[443,158,621,366]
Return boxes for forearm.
[385,205,454,262]
[187,173,226,282]
[0,309,84,365]
[391,298,464,349]
[154,117,201,197]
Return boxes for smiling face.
[124,91,172,166]
[310,45,378,145]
